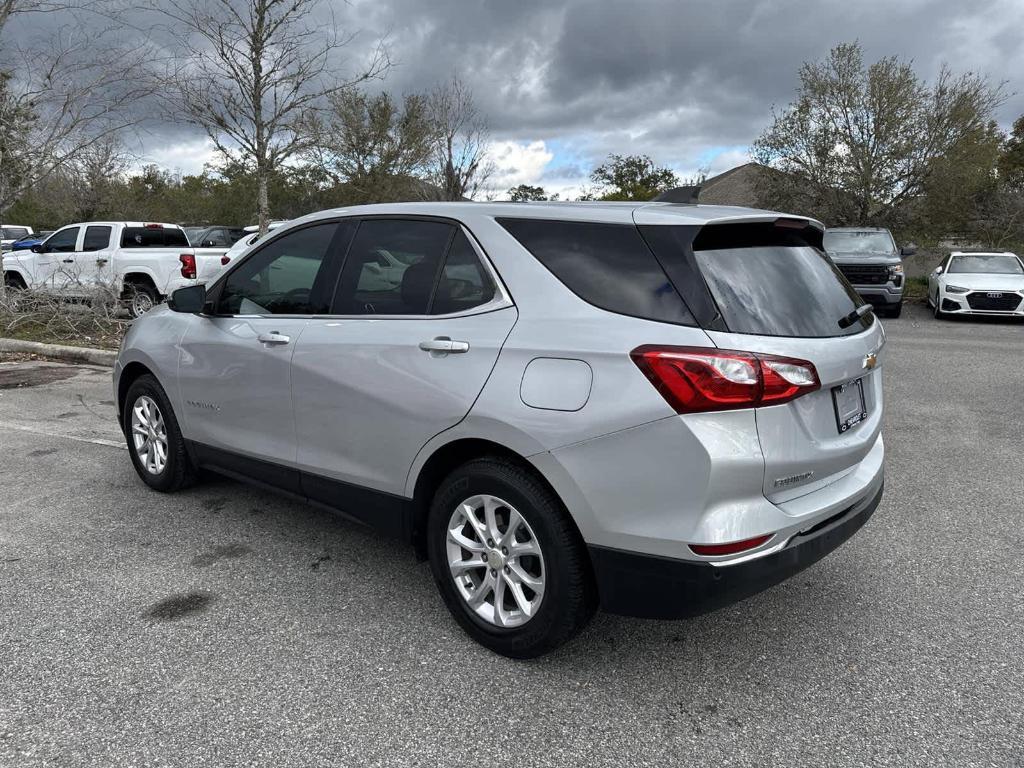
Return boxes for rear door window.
[687,223,871,337]
[497,218,694,325]
[331,219,455,315]
[82,226,112,252]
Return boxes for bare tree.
[0,3,150,216]
[306,89,435,203]
[428,76,492,201]
[155,0,389,232]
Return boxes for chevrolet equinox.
[115,200,885,658]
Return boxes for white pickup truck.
[1,221,223,316]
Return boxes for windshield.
[948,254,1023,275]
[823,231,895,254]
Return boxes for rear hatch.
[639,216,885,503]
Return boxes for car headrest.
[400,260,438,312]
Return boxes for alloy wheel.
[131,395,168,475]
[445,494,546,628]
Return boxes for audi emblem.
[986,292,1004,298]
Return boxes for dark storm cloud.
[348,0,1024,171]
[7,0,1024,180]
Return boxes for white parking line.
[0,421,126,450]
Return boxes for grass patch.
[904,276,929,301]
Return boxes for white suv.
[114,201,886,657]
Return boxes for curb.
[0,338,117,367]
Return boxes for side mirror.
[168,284,207,313]
[30,244,44,253]
[900,244,917,257]
[933,266,943,275]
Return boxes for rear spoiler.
[650,186,702,204]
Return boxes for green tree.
[589,154,677,201]
[507,184,548,201]
[307,89,437,204]
[998,115,1024,191]
[752,42,1005,231]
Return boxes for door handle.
[419,337,470,354]
[61,258,74,263]
[96,258,108,265]
[258,332,291,345]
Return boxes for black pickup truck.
[823,227,915,318]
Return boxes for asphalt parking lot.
[1,302,1022,768]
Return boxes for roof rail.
[650,185,701,204]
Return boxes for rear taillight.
[179,253,196,279]
[631,345,820,413]
[220,255,230,266]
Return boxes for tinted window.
[120,226,190,248]
[217,223,341,315]
[1,227,30,239]
[82,225,112,252]
[46,227,79,253]
[431,231,497,314]
[948,253,1024,274]
[690,223,871,337]
[332,219,454,315]
[497,218,694,325]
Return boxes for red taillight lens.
[220,255,230,266]
[631,345,819,413]
[689,534,772,557]
[179,253,196,279]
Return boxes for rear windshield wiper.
[838,303,873,329]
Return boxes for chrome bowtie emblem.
[862,353,878,370]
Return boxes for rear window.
[120,226,189,248]
[1,227,30,240]
[496,218,695,325]
[690,223,871,337]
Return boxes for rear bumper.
[588,481,882,620]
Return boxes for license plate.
[832,378,867,433]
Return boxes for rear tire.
[123,374,196,492]
[427,457,597,659]
[124,282,160,318]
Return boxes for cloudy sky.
[24,0,1024,198]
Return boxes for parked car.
[187,226,248,248]
[9,231,53,251]
[823,227,914,317]
[219,221,288,269]
[927,251,1024,318]
[2,221,206,317]
[0,225,34,251]
[114,201,886,658]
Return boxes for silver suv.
[115,201,885,658]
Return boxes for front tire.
[888,302,903,318]
[933,291,944,319]
[123,374,196,492]
[427,458,596,658]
